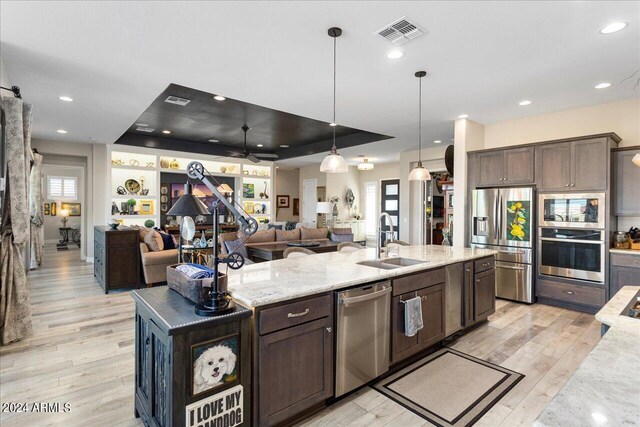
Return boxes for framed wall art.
[61,202,81,216]
[276,195,290,208]
[191,334,239,397]
[139,200,155,215]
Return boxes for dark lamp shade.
[167,194,210,216]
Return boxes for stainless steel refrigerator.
[471,187,535,303]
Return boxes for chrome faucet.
[376,212,395,259]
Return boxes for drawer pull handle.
[481,262,491,267]
[465,268,471,272]
[326,327,332,333]
[562,290,576,295]
[476,279,480,283]
[288,309,310,318]
[421,296,428,301]
[145,337,150,345]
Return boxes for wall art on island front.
[185,384,243,427]
[191,334,239,397]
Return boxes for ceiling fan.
[227,125,279,163]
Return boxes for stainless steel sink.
[356,258,428,269]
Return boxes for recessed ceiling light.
[386,50,404,59]
[135,122,149,127]
[595,82,612,89]
[88,137,96,141]
[518,100,532,106]
[329,122,337,127]
[600,22,627,34]
[57,129,67,134]
[213,95,226,101]
[434,140,442,144]
[208,139,219,143]
[280,145,289,148]
[257,144,264,147]
[458,114,468,119]
[162,130,171,134]
[58,96,73,102]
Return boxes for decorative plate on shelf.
[124,179,141,194]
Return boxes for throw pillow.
[156,229,176,250]
[300,227,328,240]
[276,228,301,241]
[285,221,297,231]
[143,229,164,251]
[223,238,248,258]
[138,226,151,243]
[268,224,283,230]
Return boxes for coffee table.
[245,240,339,262]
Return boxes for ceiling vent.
[164,95,191,106]
[136,127,155,132]
[375,17,426,46]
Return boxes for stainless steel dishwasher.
[335,281,391,397]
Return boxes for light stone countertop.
[535,286,640,427]
[609,248,640,256]
[226,245,496,307]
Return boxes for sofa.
[139,244,178,286]
[219,226,330,254]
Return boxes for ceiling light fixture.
[519,100,532,106]
[213,95,226,101]
[600,22,627,34]
[409,71,431,181]
[58,96,73,102]
[257,144,264,147]
[320,27,348,173]
[162,130,171,134]
[633,153,640,167]
[280,144,289,148]
[595,82,612,89]
[57,129,67,134]
[329,122,337,127]
[386,50,404,59]
[434,140,442,144]
[458,114,468,119]
[208,139,219,143]
[135,122,149,127]
[358,158,375,171]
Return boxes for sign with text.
[186,385,243,427]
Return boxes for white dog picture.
[193,337,239,395]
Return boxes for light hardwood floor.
[0,245,602,426]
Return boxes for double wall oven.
[538,193,606,283]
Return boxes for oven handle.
[540,237,604,245]
[496,265,525,271]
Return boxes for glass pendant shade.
[633,153,640,167]
[408,162,432,181]
[358,159,374,170]
[320,150,348,173]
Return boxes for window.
[364,181,377,235]
[48,176,77,199]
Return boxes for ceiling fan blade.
[247,155,261,163]
[250,152,279,159]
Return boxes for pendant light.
[320,27,348,173]
[408,71,432,181]
[633,153,640,167]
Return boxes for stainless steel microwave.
[538,193,606,229]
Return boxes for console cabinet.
[94,226,140,293]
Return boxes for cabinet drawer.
[107,231,138,246]
[259,293,332,335]
[392,268,445,296]
[537,278,605,307]
[610,253,640,268]
[474,257,495,273]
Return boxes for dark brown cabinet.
[391,269,446,364]
[255,294,333,426]
[94,226,140,293]
[614,148,640,215]
[475,147,534,187]
[536,138,610,191]
[463,262,475,326]
[474,268,496,321]
[610,253,640,298]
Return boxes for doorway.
[380,179,399,243]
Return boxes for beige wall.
[326,165,360,220]
[484,97,640,149]
[275,169,300,222]
[42,164,84,242]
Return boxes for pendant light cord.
[418,75,422,163]
[332,35,337,151]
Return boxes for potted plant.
[127,198,137,215]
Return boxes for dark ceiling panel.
[114,83,392,160]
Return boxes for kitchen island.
[224,245,497,426]
[535,286,640,426]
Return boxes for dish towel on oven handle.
[402,296,424,337]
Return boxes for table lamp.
[59,209,69,227]
[167,183,210,263]
[317,202,332,228]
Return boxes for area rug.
[373,348,524,426]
